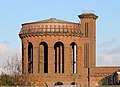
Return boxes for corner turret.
[78,12,98,67]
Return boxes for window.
[54,42,64,73]
[85,22,88,37]
[38,42,48,73]
[70,42,77,74]
[54,82,64,86]
[28,42,33,73]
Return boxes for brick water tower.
[19,12,98,86]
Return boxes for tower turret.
[78,13,98,67]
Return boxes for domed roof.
[23,18,77,25]
[39,18,71,23]
[19,18,82,38]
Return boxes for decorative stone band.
[19,23,83,38]
[90,73,112,77]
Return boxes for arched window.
[38,42,48,73]
[54,82,64,86]
[85,22,88,37]
[70,42,77,74]
[54,42,64,73]
[28,42,33,73]
[71,82,77,85]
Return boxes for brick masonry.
[19,13,120,87]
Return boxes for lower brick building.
[19,12,120,87]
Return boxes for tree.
[99,78,106,86]
[3,53,22,75]
[0,53,43,86]
[0,53,22,86]
[0,73,15,86]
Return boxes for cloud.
[98,38,118,48]
[102,46,120,55]
[0,42,21,70]
[97,53,120,66]
[97,38,120,66]
[0,42,10,54]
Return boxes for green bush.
[99,78,106,85]
[0,73,15,86]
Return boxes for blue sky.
[0,0,120,68]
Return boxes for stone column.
[33,44,39,74]
[48,47,55,74]
[40,45,44,73]
[77,46,81,74]
[60,45,62,73]
[57,47,59,73]
[69,45,73,74]
[64,46,70,74]
[24,41,28,74]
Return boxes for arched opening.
[54,82,64,86]
[28,42,33,73]
[71,82,77,85]
[85,22,89,37]
[38,42,48,73]
[54,42,64,73]
[70,42,77,74]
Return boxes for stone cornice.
[19,31,83,38]
[90,73,112,77]
[78,13,98,19]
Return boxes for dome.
[24,18,75,24]
[19,18,82,38]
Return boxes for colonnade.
[22,41,78,74]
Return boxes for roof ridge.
[38,18,74,23]
[22,18,79,25]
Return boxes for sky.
[0,0,120,71]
